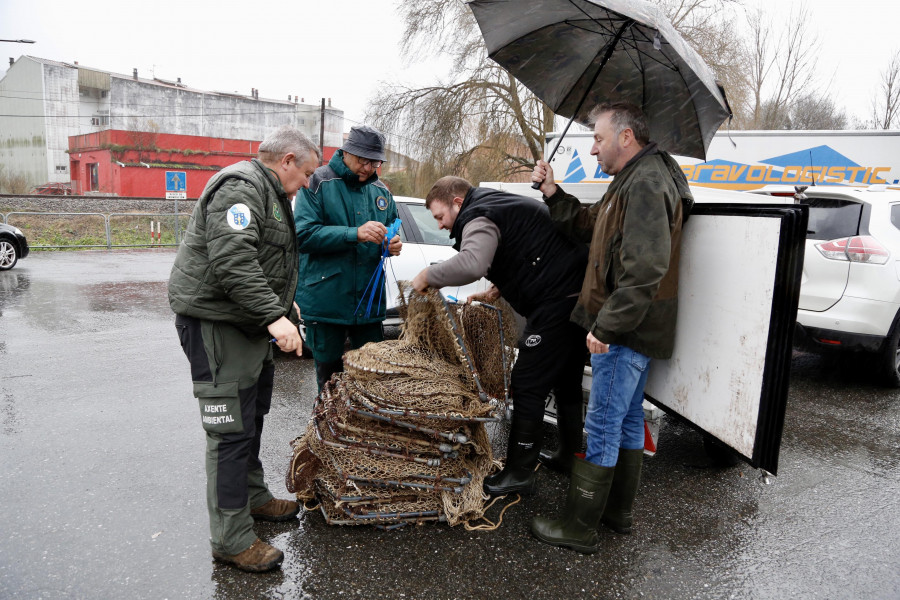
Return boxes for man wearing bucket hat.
[294,125,402,391]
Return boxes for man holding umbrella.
[529,102,693,554]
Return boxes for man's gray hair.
[589,102,650,145]
[258,125,321,163]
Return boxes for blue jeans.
[585,345,650,467]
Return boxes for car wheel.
[879,313,900,387]
[0,239,18,270]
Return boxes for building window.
[55,165,67,173]
[90,115,109,127]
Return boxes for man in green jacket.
[528,102,692,554]
[294,125,402,391]
[169,125,319,572]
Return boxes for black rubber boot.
[483,416,543,496]
[530,457,615,554]
[315,359,343,392]
[538,398,584,474]
[601,448,644,534]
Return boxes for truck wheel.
[879,314,900,388]
[0,239,18,270]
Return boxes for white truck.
[543,129,900,191]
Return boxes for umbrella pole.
[532,115,578,190]
[532,19,635,190]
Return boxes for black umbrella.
[469,0,732,170]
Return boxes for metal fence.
[2,211,192,250]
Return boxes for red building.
[68,130,338,197]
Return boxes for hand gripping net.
[287,283,518,528]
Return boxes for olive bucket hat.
[342,125,387,162]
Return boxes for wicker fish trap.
[287,284,517,528]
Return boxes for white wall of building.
[41,61,80,183]
[0,57,49,186]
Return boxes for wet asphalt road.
[0,249,898,600]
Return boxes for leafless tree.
[738,2,832,129]
[870,50,900,129]
[367,0,551,192]
[786,94,847,130]
[366,0,744,193]
[663,0,747,126]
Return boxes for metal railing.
[2,211,192,250]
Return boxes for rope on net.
[287,282,519,528]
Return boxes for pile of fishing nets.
[287,283,517,529]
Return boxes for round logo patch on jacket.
[227,204,252,230]
[375,196,388,211]
[525,334,542,347]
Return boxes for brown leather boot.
[251,498,300,522]
[212,538,283,572]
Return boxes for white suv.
[751,185,900,386]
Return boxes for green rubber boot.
[530,457,615,554]
[538,399,584,474]
[483,416,543,496]
[601,448,644,534]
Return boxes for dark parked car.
[0,223,29,270]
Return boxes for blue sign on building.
[166,171,186,192]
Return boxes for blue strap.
[354,218,402,319]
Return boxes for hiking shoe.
[250,498,300,522]
[212,538,283,573]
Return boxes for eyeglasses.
[357,156,383,169]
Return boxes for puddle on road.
[80,280,170,315]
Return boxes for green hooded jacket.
[293,150,398,325]
[168,159,298,336]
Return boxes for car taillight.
[815,236,890,264]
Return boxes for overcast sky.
[2,0,899,132]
